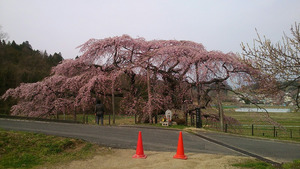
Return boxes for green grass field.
[56,114,136,125]
[232,159,275,169]
[223,110,300,141]
[232,159,300,169]
[0,129,109,169]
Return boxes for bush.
[173,118,186,125]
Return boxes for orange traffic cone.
[132,131,147,159]
[173,131,188,160]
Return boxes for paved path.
[1,118,300,163]
[197,130,300,163]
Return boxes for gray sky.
[0,0,299,59]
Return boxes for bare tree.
[241,22,300,110]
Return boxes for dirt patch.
[49,149,252,169]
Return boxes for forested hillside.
[0,40,63,114]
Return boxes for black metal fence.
[185,113,300,141]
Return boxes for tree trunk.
[197,84,201,106]
[73,105,77,122]
[217,82,224,131]
[147,68,152,124]
[195,62,201,106]
[190,87,193,104]
[83,110,86,123]
[112,80,115,124]
[296,86,300,111]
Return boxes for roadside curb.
[192,131,282,167]
[194,128,300,145]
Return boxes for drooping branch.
[2,35,258,123]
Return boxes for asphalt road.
[199,131,300,163]
[1,118,300,163]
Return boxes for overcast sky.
[0,0,299,59]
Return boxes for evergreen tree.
[0,40,63,114]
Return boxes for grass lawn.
[0,129,111,169]
[232,159,300,169]
[232,159,276,169]
[224,110,300,126]
[222,110,300,142]
[57,114,136,125]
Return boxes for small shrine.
[161,109,172,126]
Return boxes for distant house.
[283,93,293,106]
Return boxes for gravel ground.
[47,149,252,169]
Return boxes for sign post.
[196,108,202,128]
